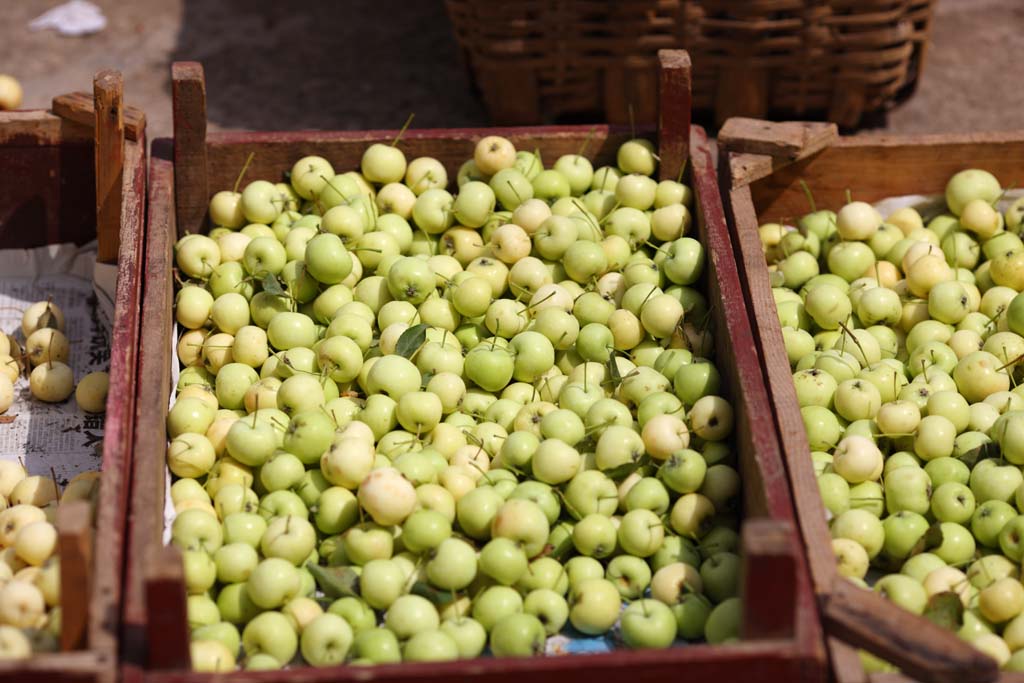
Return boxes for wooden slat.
[823,579,998,683]
[144,545,190,670]
[750,131,1024,222]
[718,118,839,160]
[728,152,775,188]
[657,50,691,182]
[741,519,796,640]
[52,91,145,142]
[0,651,106,683]
[723,178,838,597]
[140,639,809,683]
[58,501,93,652]
[171,62,208,236]
[94,71,124,264]
[0,111,93,145]
[122,149,176,671]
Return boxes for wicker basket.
[445,0,934,128]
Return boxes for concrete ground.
[3,0,1022,141]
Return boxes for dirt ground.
[3,0,1023,140]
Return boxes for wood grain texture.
[122,150,176,672]
[58,500,93,652]
[656,50,690,182]
[0,652,106,683]
[728,152,775,188]
[0,111,92,145]
[51,91,146,141]
[823,579,998,683]
[750,131,1024,223]
[718,118,838,160]
[144,545,190,670]
[171,62,208,236]
[93,70,124,264]
[741,519,796,640]
[141,639,808,683]
[722,176,838,598]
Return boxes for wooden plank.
[657,50,691,182]
[58,501,93,652]
[823,579,999,683]
[750,131,1024,222]
[741,519,796,640]
[122,150,175,670]
[690,126,826,682]
[89,134,146,674]
[0,651,105,683]
[93,71,124,264]
[0,111,92,145]
[144,545,191,670]
[718,118,839,160]
[140,639,810,683]
[51,91,146,142]
[729,152,775,188]
[723,178,837,598]
[171,62,208,236]
[828,638,869,683]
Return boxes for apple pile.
[761,170,1024,670]
[0,301,111,414]
[0,462,101,658]
[0,303,109,659]
[168,132,744,671]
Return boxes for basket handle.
[656,50,691,182]
[824,575,999,683]
[171,61,209,238]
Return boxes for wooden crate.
[718,121,1024,683]
[121,51,826,682]
[0,72,146,683]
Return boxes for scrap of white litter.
[29,0,107,37]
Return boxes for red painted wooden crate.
[122,51,825,683]
[719,123,1024,683]
[0,72,146,683]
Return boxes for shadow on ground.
[169,0,488,132]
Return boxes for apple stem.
[506,180,524,207]
[597,201,622,226]
[232,152,256,195]
[997,352,1024,372]
[391,113,416,148]
[993,182,1017,208]
[577,127,596,159]
[49,466,61,497]
[799,180,817,214]
[845,188,853,205]
[319,174,352,203]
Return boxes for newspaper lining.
[0,242,115,487]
